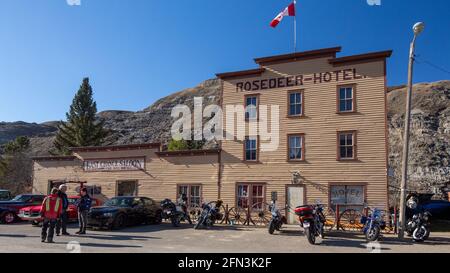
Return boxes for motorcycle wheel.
[412,226,428,242]
[171,216,180,227]
[268,220,276,235]
[365,226,380,242]
[305,226,316,245]
[423,228,431,241]
[194,217,204,230]
[319,225,325,239]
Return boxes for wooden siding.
[221,56,389,209]
[33,148,219,202]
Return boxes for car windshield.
[11,195,31,202]
[68,198,78,205]
[105,197,133,207]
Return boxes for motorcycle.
[268,201,285,234]
[194,200,223,229]
[294,204,326,245]
[406,195,432,242]
[160,198,192,227]
[360,207,386,241]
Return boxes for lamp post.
[398,22,425,239]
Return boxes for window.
[288,134,304,161]
[338,86,354,113]
[178,185,202,208]
[117,180,138,196]
[245,95,258,120]
[244,136,258,161]
[142,198,155,206]
[237,184,265,210]
[288,91,303,116]
[330,185,365,206]
[338,131,356,160]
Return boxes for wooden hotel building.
[33,47,392,223]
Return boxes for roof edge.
[329,50,393,66]
[32,156,77,162]
[156,149,221,157]
[254,47,342,65]
[70,143,161,153]
[216,68,266,80]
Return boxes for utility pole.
[398,22,425,239]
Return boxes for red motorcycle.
[294,204,326,245]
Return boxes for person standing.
[40,188,63,243]
[56,184,70,236]
[75,188,92,235]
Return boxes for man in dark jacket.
[75,188,92,235]
[56,184,70,236]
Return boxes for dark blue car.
[421,200,450,220]
[0,194,45,224]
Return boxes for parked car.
[0,194,45,224]
[19,196,102,226]
[421,200,450,221]
[406,193,450,221]
[88,196,162,230]
[0,190,12,201]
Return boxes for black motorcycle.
[160,198,192,227]
[268,201,284,234]
[194,200,223,229]
[406,194,432,242]
[406,211,432,242]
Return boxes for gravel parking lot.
[0,222,449,253]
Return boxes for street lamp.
[398,22,425,239]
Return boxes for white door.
[287,186,305,224]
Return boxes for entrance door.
[117,181,138,196]
[286,186,305,224]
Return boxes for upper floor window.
[288,134,305,161]
[245,95,258,121]
[338,86,355,113]
[338,131,357,160]
[244,136,258,161]
[288,91,304,116]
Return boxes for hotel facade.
[33,47,392,223]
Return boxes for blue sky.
[0,0,449,123]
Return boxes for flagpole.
[294,0,297,52]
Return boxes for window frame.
[116,180,139,197]
[235,183,266,211]
[337,131,358,161]
[287,90,305,118]
[244,136,259,162]
[287,133,306,162]
[244,94,260,121]
[177,184,203,208]
[337,84,357,114]
[328,183,367,207]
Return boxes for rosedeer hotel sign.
[235,68,364,92]
[83,158,145,172]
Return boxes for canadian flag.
[270,1,296,28]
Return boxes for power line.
[415,56,450,76]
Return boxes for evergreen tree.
[53,78,109,155]
[0,136,32,194]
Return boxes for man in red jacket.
[40,188,63,243]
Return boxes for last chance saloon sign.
[83,158,145,172]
